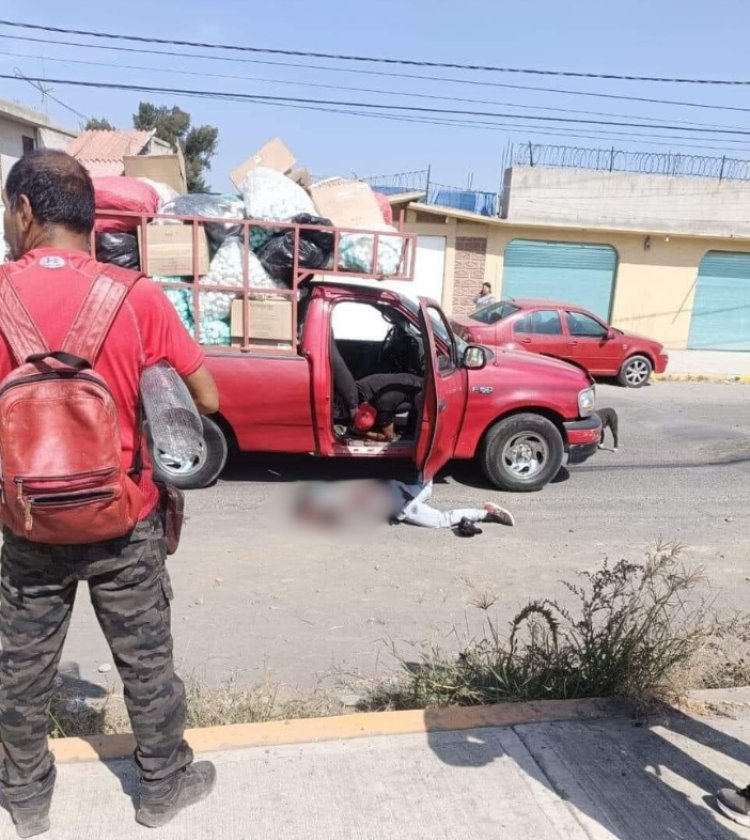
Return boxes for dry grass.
[48,676,345,739]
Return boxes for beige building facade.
[399,192,750,351]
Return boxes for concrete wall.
[504,166,750,238]
[407,211,750,351]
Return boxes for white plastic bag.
[202,237,285,321]
[339,225,405,276]
[136,177,179,209]
[240,167,315,223]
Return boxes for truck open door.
[414,298,468,482]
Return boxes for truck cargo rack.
[93,211,417,355]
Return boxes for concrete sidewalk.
[4,691,750,840]
[659,349,750,381]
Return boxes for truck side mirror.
[463,345,487,370]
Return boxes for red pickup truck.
[150,281,601,492]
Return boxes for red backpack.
[0,264,145,544]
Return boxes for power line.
[1,19,750,85]
[4,48,748,134]
[5,32,750,118]
[4,74,750,139]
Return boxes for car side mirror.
[463,345,487,370]
[607,328,616,340]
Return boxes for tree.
[85,117,114,130]
[133,102,218,193]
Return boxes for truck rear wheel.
[150,415,228,490]
[479,413,564,492]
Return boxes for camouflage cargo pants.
[0,513,193,803]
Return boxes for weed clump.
[365,543,711,710]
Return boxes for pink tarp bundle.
[93,177,160,233]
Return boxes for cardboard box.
[230,137,297,191]
[230,298,293,343]
[309,179,383,228]
[139,225,210,277]
[124,149,187,194]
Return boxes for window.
[471,301,519,324]
[22,135,35,154]
[514,310,563,336]
[566,311,608,338]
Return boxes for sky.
[3,1,750,194]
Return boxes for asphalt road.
[56,381,750,693]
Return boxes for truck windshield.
[400,298,468,356]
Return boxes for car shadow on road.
[424,706,750,840]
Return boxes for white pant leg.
[401,498,488,529]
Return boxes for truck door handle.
[520,338,532,344]
[570,340,579,346]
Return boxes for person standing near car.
[474,281,495,308]
[0,150,219,837]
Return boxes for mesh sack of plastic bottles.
[338,226,405,276]
[241,167,315,225]
[158,194,245,249]
[200,237,285,321]
[140,361,203,461]
[154,278,194,332]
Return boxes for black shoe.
[717,784,750,826]
[7,768,56,838]
[136,761,217,829]
[456,517,482,537]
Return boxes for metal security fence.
[511,142,750,182]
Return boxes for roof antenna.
[14,67,53,114]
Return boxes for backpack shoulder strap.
[62,266,144,364]
[0,265,51,363]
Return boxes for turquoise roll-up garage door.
[502,240,617,321]
[688,251,750,351]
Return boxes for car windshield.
[471,300,520,324]
[400,297,468,356]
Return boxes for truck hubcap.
[502,433,548,480]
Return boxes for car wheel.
[150,415,229,490]
[479,413,564,492]
[618,354,652,388]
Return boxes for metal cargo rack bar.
[92,211,417,356]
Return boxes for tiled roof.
[67,130,155,177]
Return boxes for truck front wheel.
[479,414,564,492]
[150,415,229,490]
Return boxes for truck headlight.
[578,387,596,417]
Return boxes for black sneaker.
[136,761,217,829]
[7,768,56,838]
[456,517,482,537]
[717,784,750,826]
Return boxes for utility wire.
[2,48,747,133]
[1,19,748,85]
[4,32,750,117]
[3,74,750,138]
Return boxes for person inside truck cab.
[331,340,423,442]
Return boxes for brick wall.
[452,236,488,313]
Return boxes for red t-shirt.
[0,248,205,520]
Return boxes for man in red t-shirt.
[0,150,219,837]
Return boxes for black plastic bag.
[95,232,140,269]
[160,194,245,249]
[256,214,334,285]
